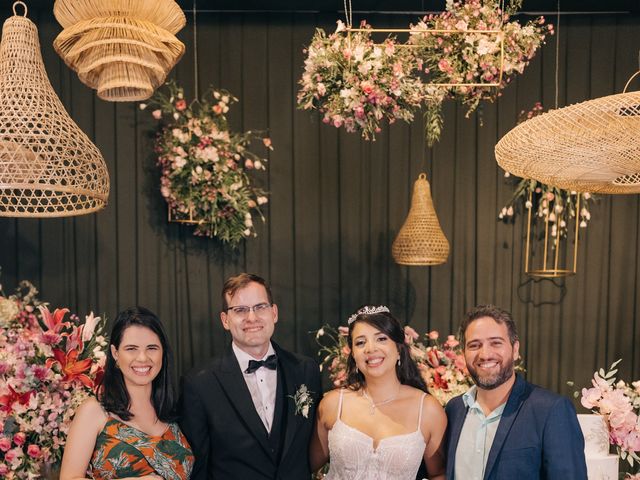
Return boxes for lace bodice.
[325,389,427,480]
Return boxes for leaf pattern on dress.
[90,417,194,480]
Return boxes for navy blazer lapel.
[274,344,304,460]
[214,347,274,461]
[483,375,528,480]
[446,397,469,479]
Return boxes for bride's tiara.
[347,305,390,325]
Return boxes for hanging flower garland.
[297,20,425,140]
[498,103,593,237]
[142,81,271,246]
[408,0,552,145]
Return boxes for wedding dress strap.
[417,392,427,428]
[337,388,345,419]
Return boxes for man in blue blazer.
[445,305,587,480]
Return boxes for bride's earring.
[397,357,401,366]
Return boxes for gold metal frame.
[167,205,204,225]
[346,27,505,88]
[524,191,580,278]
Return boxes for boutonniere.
[289,384,314,418]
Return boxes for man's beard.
[467,357,515,390]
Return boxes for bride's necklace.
[362,386,401,415]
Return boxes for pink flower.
[12,432,25,446]
[152,109,162,120]
[27,444,41,458]
[438,58,452,73]
[338,326,349,336]
[4,446,22,463]
[580,387,601,409]
[262,137,273,149]
[175,99,187,111]
[341,345,351,356]
[444,335,460,348]
[410,345,425,360]
[0,437,10,452]
[0,463,8,475]
[244,159,254,169]
[428,330,439,340]
[404,325,419,344]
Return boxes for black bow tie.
[245,354,278,374]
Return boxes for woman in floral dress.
[60,307,193,480]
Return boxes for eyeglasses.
[226,302,273,317]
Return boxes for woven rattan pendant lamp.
[392,173,449,265]
[0,2,109,217]
[495,87,640,194]
[53,0,186,102]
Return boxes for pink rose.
[338,326,349,337]
[12,432,26,446]
[403,325,419,344]
[623,430,640,452]
[4,447,22,463]
[444,335,459,348]
[0,437,10,452]
[152,109,162,119]
[428,330,439,340]
[0,463,7,475]
[27,444,41,458]
[175,99,187,111]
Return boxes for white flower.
[254,160,263,170]
[82,312,100,342]
[525,200,533,209]
[257,196,268,205]
[0,297,19,326]
[316,328,325,339]
[290,384,314,418]
[243,228,251,236]
[173,112,180,120]
[139,103,147,110]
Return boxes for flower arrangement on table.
[408,0,552,145]
[297,20,425,141]
[314,324,472,406]
[0,280,107,479]
[580,360,640,473]
[143,80,272,246]
[498,102,593,238]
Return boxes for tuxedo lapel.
[275,344,304,460]
[214,348,274,461]
[483,375,528,479]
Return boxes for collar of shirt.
[462,385,507,420]
[232,342,276,374]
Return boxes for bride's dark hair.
[345,310,428,393]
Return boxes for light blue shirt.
[454,386,506,480]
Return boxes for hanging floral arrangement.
[297,20,425,140]
[498,103,593,237]
[142,81,271,246]
[0,280,107,478]
[408,0,552,145]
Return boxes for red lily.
[0,386,34,413]
[46,349,94,388]
[39,306,70,333]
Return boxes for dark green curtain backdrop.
[0,7,639,402]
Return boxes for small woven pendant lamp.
[0,2,109,218]
[392,173,450,266]
[53,0,186,102]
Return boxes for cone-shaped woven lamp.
[392,173,449,266]
[53,0,185,102]
[495,90,640,194]
[0,2,109,217]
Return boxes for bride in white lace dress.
[310,306,447,480]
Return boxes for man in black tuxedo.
[180,273,322,480]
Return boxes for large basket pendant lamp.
[0,2,109,218]
[53,0,186,102]
[495,87,640,194]
[392,173,449,266]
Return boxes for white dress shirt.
[232,342,278,432]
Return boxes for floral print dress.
[90,417,194,479]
